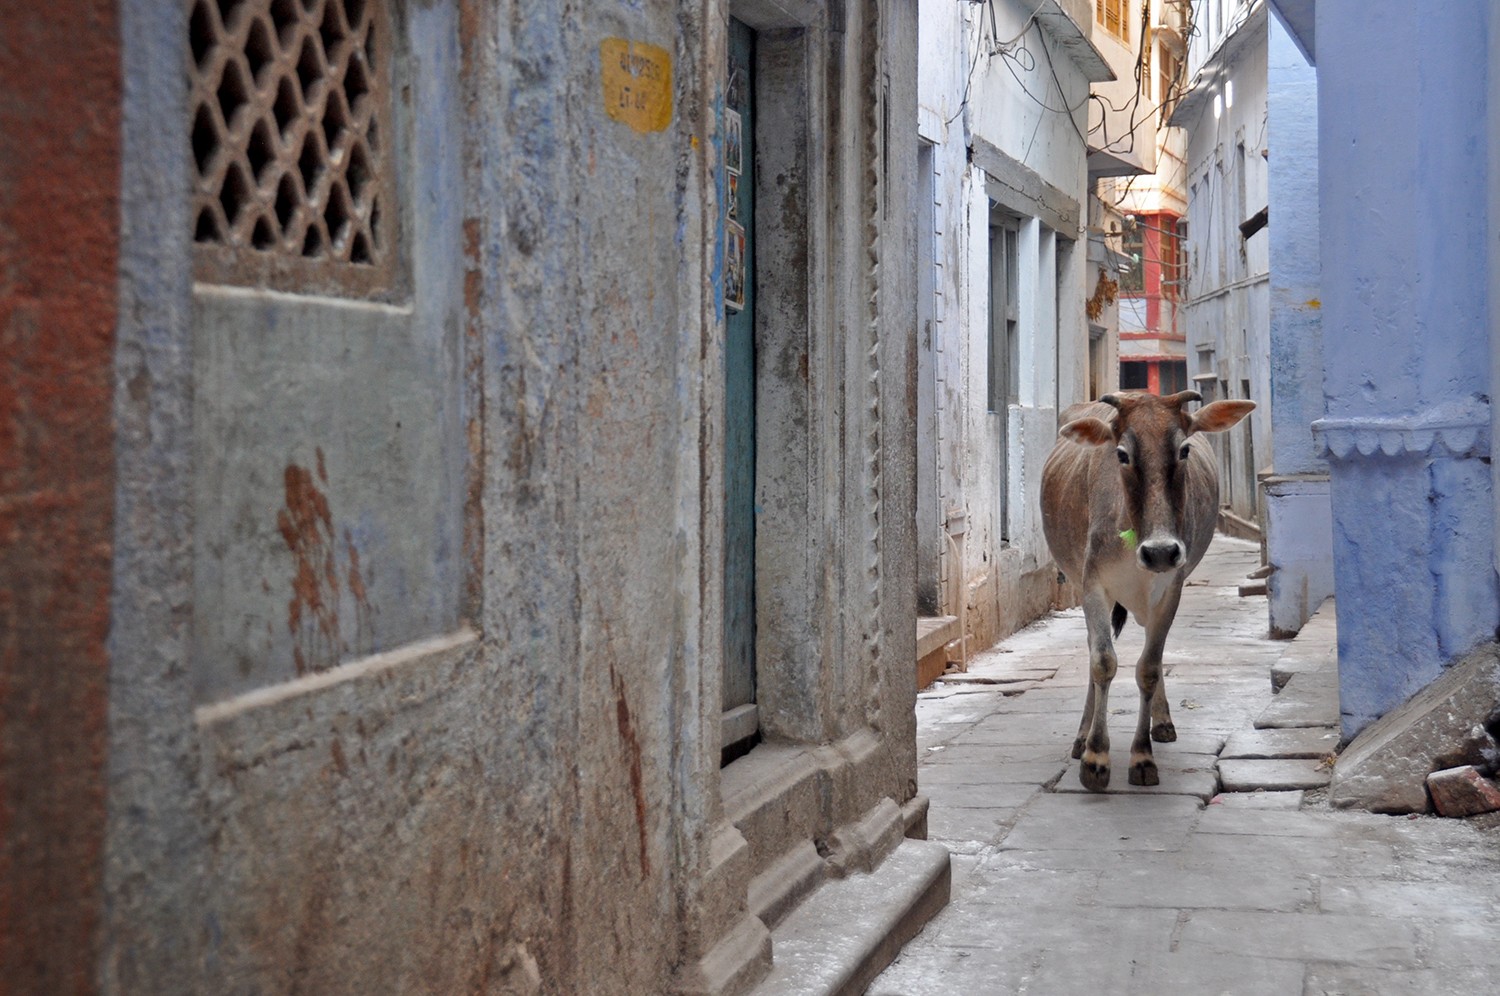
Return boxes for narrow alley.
[12,2,1500,990]
[868,538,1500,994]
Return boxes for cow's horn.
[1099,394,1123,410]
[1164,390,1202,408]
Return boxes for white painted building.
[1171,0,1272,530]
[1091,0,1193,398]
[916,0,1113,653]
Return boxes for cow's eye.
[1179,444,1191,461]
[1116,447,1130,466]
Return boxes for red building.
[1118,211,1188,395]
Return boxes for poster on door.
[725,219,746,312]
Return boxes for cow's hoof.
[1128,759,1159,786]
[1071,737,1086,760]
[1079,754,1110,792]
[1151,721,1177,743]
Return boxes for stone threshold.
[750,838,951,996]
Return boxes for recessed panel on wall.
[187,0,464,703]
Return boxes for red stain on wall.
[277,456,341,674]
[607,659,651,879]
[0,0,121,989]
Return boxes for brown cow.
[1041,390,1255,791]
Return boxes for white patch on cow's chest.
[1094,556,1182,626]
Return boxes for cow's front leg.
[1130,581,1184,786]
[1150,673,1176,744]
[1078,588,1117,791]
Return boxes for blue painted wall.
[1264,11,1334,636]
[1267,16,1322,478]
[1313,0,1499,737]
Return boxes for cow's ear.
[1060,417,1115,447]
[1188,400,1256,434]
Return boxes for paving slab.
[1195,806,1348,840]
[1218,757,1332,791]
[918,757,1067,788]
[1222,726,1341,759]
[924,807,1018,849]
[959,713,1084,744]
[1053,755,1219,802]
[1412,915,1500,970]
[1304,963,1498,996]
[1090,851,1314,911]
[920,741,1069,766]
[1114,951,1307,996]
[1209,789,1306,809]
[999,794,1201,852]
[948,859,1101,913]
[1175,909,1423,967]
[1167,830,1398,880]
[922,780,1037,812]
[1318,876,1500,921]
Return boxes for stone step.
[1254,670,1340,729]
[1218,758,1333,792]
[752,839,951,996]
[1222,727,1342,760]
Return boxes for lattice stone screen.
[189,0,397,296]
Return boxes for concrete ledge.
[751,839,951,996]
[1254,670,1340,729]
[916,616,960,660]
[900,794,930,840]
[677,913,774,996]
[1217,509,1263,541]
[749,842,826,932]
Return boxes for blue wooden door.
[722,18,757,759]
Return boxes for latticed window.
[1096,0,1129,42]
[189,0,396,296]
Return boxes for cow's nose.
[1138,540,1184,573]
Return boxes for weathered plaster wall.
[1266,18,1321,479]
[103,1,717,991]
[1313,0,1498,737]
[916,0,972,625]
[1181,10,1270,524]
[105,0,202,987]
[1087,0,1157,178]
[915,0,1092,652]
[1264,12,1331,635]
[0,1,119,990]
[97,1,918,992]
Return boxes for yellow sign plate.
[601,38,673,134]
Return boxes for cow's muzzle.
[1138,539,1185,573]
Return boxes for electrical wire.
[945,9,988,127]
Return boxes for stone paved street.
[871,537,1500,995]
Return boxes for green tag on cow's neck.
[1119,528,1138,550]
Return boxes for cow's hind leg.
[1130,583,1184,786]
[1077,589,1117,791]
